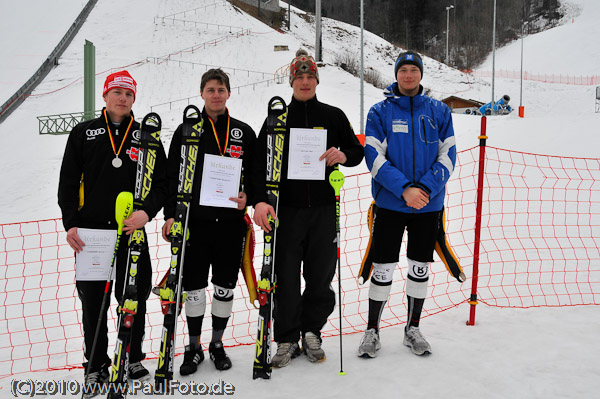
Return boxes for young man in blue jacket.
[358,51,456,358]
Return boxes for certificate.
[287,128,327,180]
[75,228,118,281]
[199,154,243,208]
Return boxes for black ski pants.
[273,204,337,343]
[76,230,152,372]
[182,217,246,291]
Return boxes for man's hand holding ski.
[253,202,277,232]
[122,210,150,235]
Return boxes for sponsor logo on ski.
[86,128,106,138]
[272,134,284,182]
[254,315,265,362]
[142,149,156,200]
[185,146,197,193]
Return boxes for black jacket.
[163,108,256,222]
[252,96,364,207]
[58,109,168,231]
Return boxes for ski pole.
[83,192,133,389]
[329,166,345,376]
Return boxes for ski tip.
[268,96,286,112]
[183,104,201,120]
[141,112,161,129]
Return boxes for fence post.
[467,116,487,326]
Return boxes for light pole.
[360,0,364,135]
[491,0,497,115]
[315,0,322,62]
[519,21,528,118]
[445,5,454,65]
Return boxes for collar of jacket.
[383,83,425,108]
[202,106,229,122]
[102,107,135,127]
[290,94,319,108]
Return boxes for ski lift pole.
[467,116,487,326]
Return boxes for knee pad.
[212,284,234,318]
[406,258,429,299]
[369,262,395,301]
[184,288,206,318]
[371,262,395,284]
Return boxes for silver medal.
[112,156,122,168]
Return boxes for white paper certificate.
[199,154,243,208]
[287,128,327,180]
[75,228,118,281]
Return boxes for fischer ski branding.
[253,96,287,380]
[107,112,162,399]
[154,105,203,389]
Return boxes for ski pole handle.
[329,166,345,196]
[115,191,134,235]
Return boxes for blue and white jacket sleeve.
[417,105,456,197]
[365,103,411,201]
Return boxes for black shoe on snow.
[82,363,110,399]
[209,341,232,371]
[180,345,204,376]
[127,361,150,380]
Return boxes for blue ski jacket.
[365,83,456,213]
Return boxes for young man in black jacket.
[252,49,364,368]
[162,68,256,375]
[58,70,168,390]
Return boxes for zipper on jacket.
[410,97,416,213]
[422,117,427,145]
[410,97,415,183]
[304,101,311,207]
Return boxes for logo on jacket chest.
[127,147,139,162]
[392,119,409,133]
[86,128,106,140]
[227,145,243,158]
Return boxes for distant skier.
[252,49,364,368]
[358,51,457,358]
[161,68,256,375]
[58,70,168,394]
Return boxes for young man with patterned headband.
[161,68,256,375]
[358,51,457,358]
[58,70,168,393]
[252,49,364,368]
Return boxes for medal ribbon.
[104,109,134,159]
[208,112,230,156]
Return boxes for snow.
[0,0,599,398]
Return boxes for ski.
[107,112,162,399]
[253,96,287,380]
[82,192,133,399]
[154,105,203,389]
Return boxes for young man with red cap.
[161,68,256,375]
[58,70,167,392]
[252,49,364,368]
[357,51,456,358]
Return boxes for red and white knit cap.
[289,49,319,86]
[102,70,137,99]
